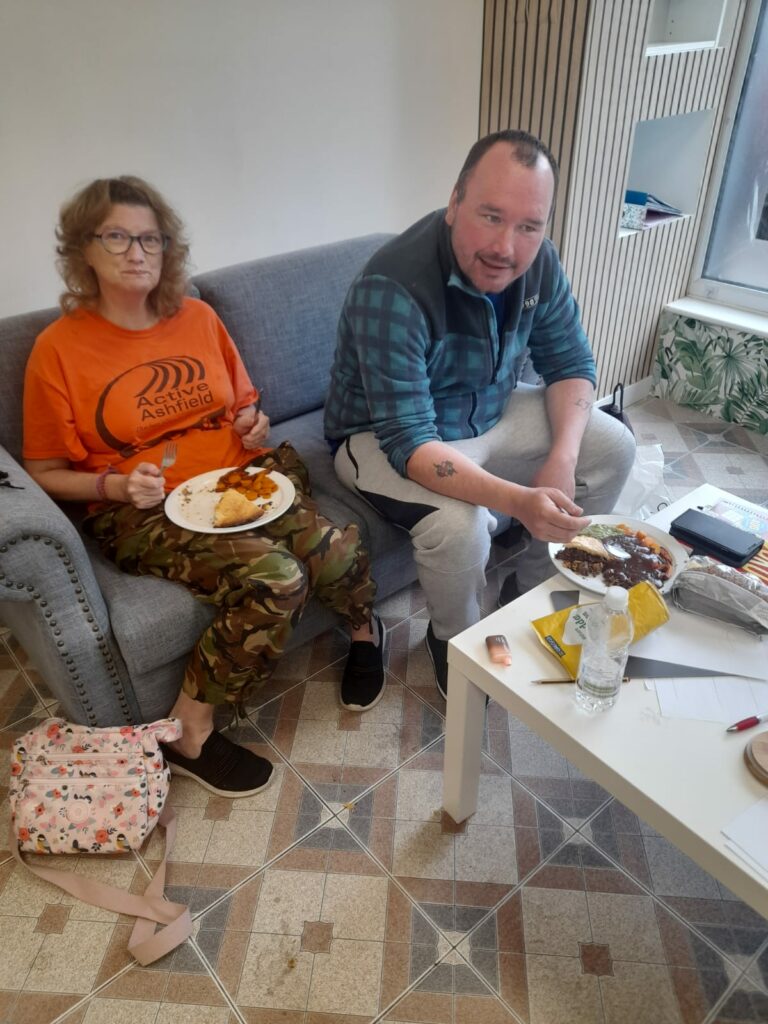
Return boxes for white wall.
[0,0,482,316]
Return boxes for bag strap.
[612,382,625,413]
[10,803,192,966]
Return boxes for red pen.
[726,712,768,733]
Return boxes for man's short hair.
[454,130,559,201]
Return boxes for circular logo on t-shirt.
[95,356,220,455]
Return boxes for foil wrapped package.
[670,557,768,636]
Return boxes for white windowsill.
[665,297,768,339]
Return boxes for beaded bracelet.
[95,465,118,501]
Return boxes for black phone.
[550,590,580,611]
[669,508,763,568]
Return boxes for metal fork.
[160,441,177,471]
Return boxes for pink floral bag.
[8,716,192,965]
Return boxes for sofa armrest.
[0,447,140,725]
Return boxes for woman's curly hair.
[56,176,191,319]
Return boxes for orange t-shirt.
[23,298,259,492]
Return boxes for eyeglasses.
[91,230,169,255]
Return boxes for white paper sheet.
[653,677,768,723]
[722,799,768,876]
[724,840,768,884]
[631,604,767,680]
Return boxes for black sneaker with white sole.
[162,729,273,798]
[425,623,489,707]
[497,571,521,608]
[425,621,448,700]
[340,612,386,711]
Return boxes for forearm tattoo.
[434,460,457,478]
[574,397,591,410]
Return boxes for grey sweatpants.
[334,384,636,640]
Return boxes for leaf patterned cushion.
[653,311,768,436]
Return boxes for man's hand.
[233,405,270,449]
[513,486,590,543]
[126,463,166,509]
[407,439,589,542]
[531,451,578,500]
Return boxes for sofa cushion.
[269,409,414,559]
[192,234,391,425]
[0,307,60,461]
[87,543,214,678]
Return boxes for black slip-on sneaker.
[162,729,273,798]
[340,612,387,711]
[425,621,449,700]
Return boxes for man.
[324,130,636,697]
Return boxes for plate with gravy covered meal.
[548,515,688,594]
[165,466,296,534]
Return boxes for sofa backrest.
[0,233,391,462]
[192,233,391,425]
[0,307,61,461]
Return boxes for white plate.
[165,467,296,534]
[548,514,689,595]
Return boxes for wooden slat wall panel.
[479,0,746,393]
[479,0,589,247]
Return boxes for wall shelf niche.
[620,109,715,238]
[645,0,728,55]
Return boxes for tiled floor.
[2,395,768,1024]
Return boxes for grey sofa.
[1,233,436,726]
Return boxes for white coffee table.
[442,484,768,917]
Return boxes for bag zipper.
[34,753,146,763]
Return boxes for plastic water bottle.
[575,586,634,712]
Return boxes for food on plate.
[556,523,674,589]
[562,534,613,559]
[213,488,265,528]
[214,467,278,501]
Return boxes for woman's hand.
[233,405,270,449]
[125,462,165,509]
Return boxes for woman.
[23,176,385,798]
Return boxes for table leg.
[442,663,487,824]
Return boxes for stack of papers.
[652,676,768,723]
[631,604,768,723]
[620,190,683,231]
[632,604,766,676]
[722,799,768,881]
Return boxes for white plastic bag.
[612,444,671,520]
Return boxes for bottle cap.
[604,586,629,612]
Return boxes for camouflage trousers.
[84,442,376,707]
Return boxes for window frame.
[688,0,768,316]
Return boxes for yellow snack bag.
[530,581,670,679]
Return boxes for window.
[689,0,768,315]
